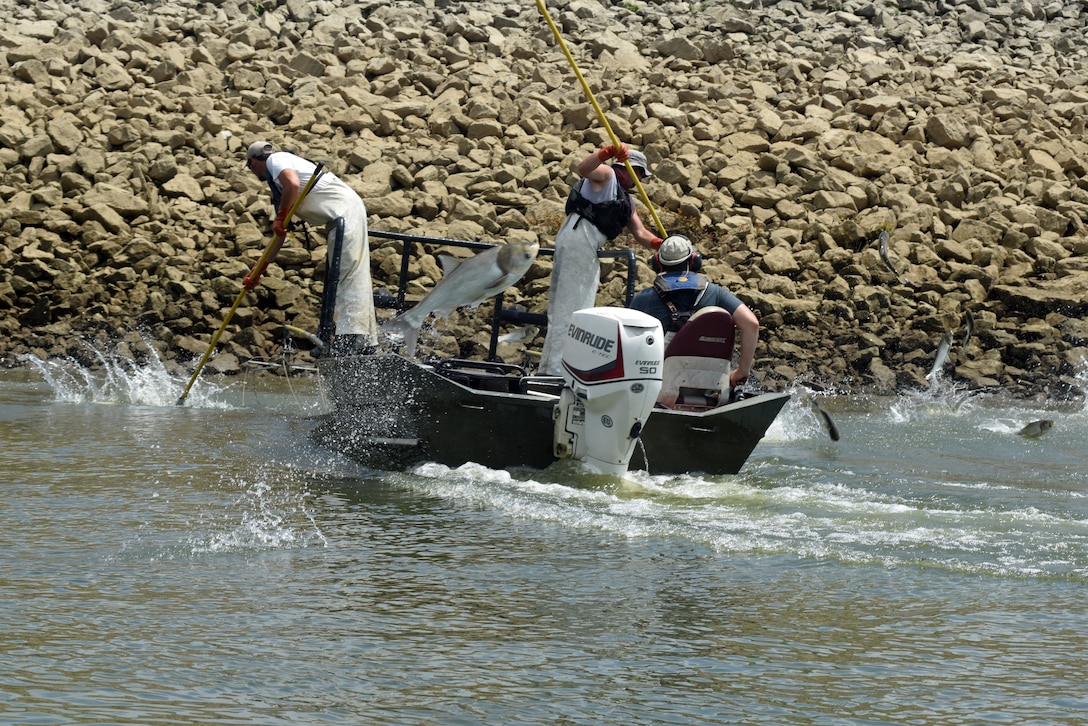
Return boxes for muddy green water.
[3,360,1087,724]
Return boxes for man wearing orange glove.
[244,141,378,352]
[539,143,664,375]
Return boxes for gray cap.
[245,140,274,165]
[658,235,695,266]
[627,149,651,178]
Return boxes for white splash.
[20,335,228,408]
[187,474,329,554]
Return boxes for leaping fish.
[962,308,975,351]
[1017,419,1054,438]
[813,398,841,442]
[878,230,908,285]
[383,241,540,357]
[798,387,841,442]
[497,325,540,345]
[927,330,954,382]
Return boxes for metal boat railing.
[368,230,637,361]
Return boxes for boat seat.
[657,307,735,411]
[435,359,527,393]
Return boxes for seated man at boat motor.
[243,140,378,354]
[628,234,759,391]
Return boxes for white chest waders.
[539,213,607,375]
[296,181,378,343]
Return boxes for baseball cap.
[658,235,694,266]
[245,140,274,166]
[627,149,651,178]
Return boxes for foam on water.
[402,380,1088,580]
[185,473,329,555]
[17,340,338,561]
[19,341,1088,578]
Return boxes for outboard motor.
[553,307,664,475]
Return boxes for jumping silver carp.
[927,330,954,382]
[383,241,539,356]
[800,385,839,444]
[1017,419,1054,438]
[962,308,975,351]
[815,401,841,442]
[799,387,840,442]
[878,230,908,285]
[497,324,540,345]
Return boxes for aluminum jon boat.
[310,231,789,476]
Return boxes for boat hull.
[313,354,789,476]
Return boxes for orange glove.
[242,270,261,291]
[597,143,629,163]
[273,209,289,237]
[650,236,664,250]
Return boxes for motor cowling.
[552,307,664,475]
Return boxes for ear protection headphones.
[651,241,703,273]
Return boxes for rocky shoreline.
[2,0,1088,399]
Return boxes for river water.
[3,349,1088,725]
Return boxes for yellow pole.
[534,0,667,237]
[176,162,326,405]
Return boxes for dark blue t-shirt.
[629,275,744,333]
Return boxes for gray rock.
[0,0,1085,399]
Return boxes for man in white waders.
[538,143,663,375]
[244,140,377,353]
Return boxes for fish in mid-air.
[383,241,539,356]
[797,387,840,442]
[962,308,975,351]
[497,325,540,345]
[1017,419,1054,438]
[878,230,908,284]
[927,330,954,382]
[815,403,841,442]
